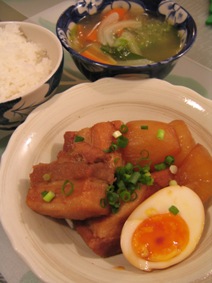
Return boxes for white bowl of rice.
[0,21,64,139]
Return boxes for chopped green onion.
[103,160,154,213]
[42,191,55,202]
[104,143,118,153]
[117,186,127,195]
[100,198,107,208]
[61,180,74,196]
[104,134,129,153]
[117,180,127,191]
[107,185,115,192]
[136,164,150,174]
[141,125,148,130]
[129,171,141,185]
[42,173,51,181]
[169,205,179,215]
[139,149,150,160]
[41,191,48,197]
[154,162,167,171]
[109,143,119,152]
[125,162,134,173]
[157,129,165,140]
[120,190,131,202]
[74,135,84,142]
[107,191,119,206]
[165,155,175,165]
[120,124,128,133]
[140,173,154,185]
[130,191,138,201]
[117,135,129,148]
[154,155,176,172]
[112,206,119,214]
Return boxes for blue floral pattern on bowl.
[158,1,189,45]
[0,59,63,134]
[159,1,188,24]
[76,0,104,15]
[56,0,197,81]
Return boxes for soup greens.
[68,7,182,65]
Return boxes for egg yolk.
[132,213,189,262]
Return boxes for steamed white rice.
[0,23,53,101]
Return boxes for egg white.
[120,185,205,271]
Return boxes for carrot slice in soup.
[102,7,128,20]
[81,43,117,64]
[86,23,100,42]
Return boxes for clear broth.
[68,8,182,65]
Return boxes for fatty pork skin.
[26,121,124,220]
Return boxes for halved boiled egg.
[120,185,205,271]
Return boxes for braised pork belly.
[26,119,212,258]
[27,121,124,220]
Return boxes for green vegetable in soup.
[101,44,145,61]
[68,9,182,65]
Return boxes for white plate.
[0,78,212,283]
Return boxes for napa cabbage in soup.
[68,7,182,65]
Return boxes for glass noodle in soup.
[68,7,182,66]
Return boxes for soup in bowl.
[56,0,196,81]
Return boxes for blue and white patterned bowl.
[0,21,64,139]
[56,0,196,82]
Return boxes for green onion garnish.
[169,205,179,215]
[139,149,150,160]
[61,180,74,196]
[157,129,165,140]
[117,180,127,191]
[41,191,48,197]
[120,124,128,133]
[100,198,107,208]
[120,190,131,202]
[74,135,84,142]
[104,135,129,152]
[130,191,138,201]
[42,173,51,181]
[104,143,118,153]
[165,155,175,165]
[42,191,55,202]
[140,173,154,185]
[154,162,167,171]
[129,171,141,185]
[141,125,148,130]
[154,155,175,171]
[125,162,134,172]
[107,191,120,207]
[101,161,154,213]
[117,135,128,148]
